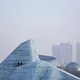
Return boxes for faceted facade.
[0,40,79,80]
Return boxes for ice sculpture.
[0,40,80,80]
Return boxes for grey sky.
[0,0,80,62]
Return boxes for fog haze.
[0,0,80,62]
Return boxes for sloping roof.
[39,55,56,61]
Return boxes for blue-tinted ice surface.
[10,61,62,80]
[0,40,80,80]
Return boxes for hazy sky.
[0,0,80,62]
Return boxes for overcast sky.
[0,0,80,62]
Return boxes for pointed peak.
[21,39,34,45]
[1,40,39,65]
[16,39,39,61]
[25,39,33,42]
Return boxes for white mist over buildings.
[76,42,80,65]
[52,42,80,65]
[72,44,76,62]
[52,42,72,65]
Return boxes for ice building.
[0,40,80,80]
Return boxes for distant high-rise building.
[76,43,80,65]
[52,42,72,65]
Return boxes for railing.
[58,68,80,80]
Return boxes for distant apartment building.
[52,42,72,65]
[76,43,80,65]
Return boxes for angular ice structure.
[0,40,39,80]
[0,40,80,80]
